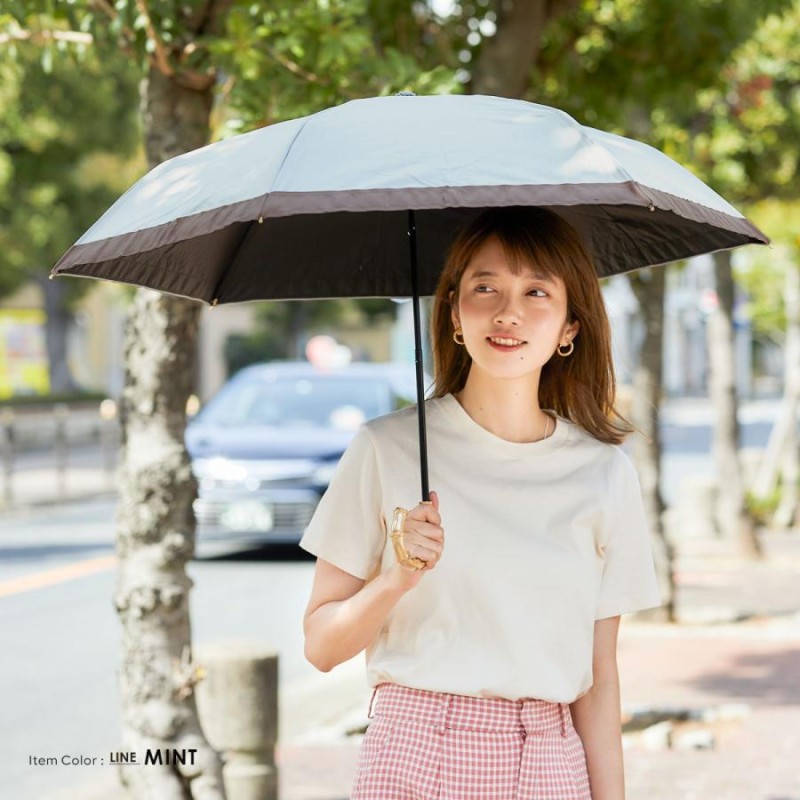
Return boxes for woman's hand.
[303,494,444,671]
[388,491,444,590]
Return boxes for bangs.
[495,233,563,282]
[446,207,590,295]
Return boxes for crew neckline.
[435,393,570,456]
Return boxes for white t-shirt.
[300,393,662,703]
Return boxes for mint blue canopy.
[52,94,768,500]
[52,94,766,303]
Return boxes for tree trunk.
[774,257,800,528]
[38,274,79,393]
[628,268,674,621]
[707,251,761,557]
[115,65,224,800]
[470,0,579,97]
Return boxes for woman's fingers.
[403,530,443,555]
[408,496,442,528]
[406,519,443,540]
[401,524,444,568]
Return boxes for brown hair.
[430,207,634,445]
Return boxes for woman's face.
[451,236,580,383]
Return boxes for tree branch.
[0,28,93,47]
[89,0,214,91]
[135,0,174,77]
[266,45,326,85]
[89,0,138,48]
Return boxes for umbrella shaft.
[408,210,430,502]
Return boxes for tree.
[0,28,140,391]
[746,203,800,526]
[521,0,793,596]
[469,0,580,96]
[627,268,676,614]
[3,3,458,797]
[658,1,800,545]
[704,5,800,529]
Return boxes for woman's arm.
[569,615,624,800]
[303,559,411,671]
[303,493,443,672]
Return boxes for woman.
[300,206,662,799]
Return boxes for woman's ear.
[566,319,580,340]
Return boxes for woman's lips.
[486,336,526,352]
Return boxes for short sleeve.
[299,424,386,580]
[595,450,663,620]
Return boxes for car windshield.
[196,375,393,429]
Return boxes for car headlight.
[192,457,248,482]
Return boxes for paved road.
[0,500,367,800]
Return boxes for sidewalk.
[275,530,800,800]
[34,531,800,800]
[0,465,114,510]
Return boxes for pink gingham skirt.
[351,683,591,799]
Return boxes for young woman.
[300,207,662,800]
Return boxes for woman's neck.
[453,371,552,444]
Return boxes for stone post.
[194,642,279,800]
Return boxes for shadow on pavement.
[195,542,316,563]
[690,646,800,707]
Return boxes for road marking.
[0,554,116,598]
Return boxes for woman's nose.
[494,297,523,325]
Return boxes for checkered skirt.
[351,683,591,800]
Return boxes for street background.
[2,2,799,799]
[1,395,798,800]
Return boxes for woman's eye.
[529,288,547,297]
[475,285,494,293]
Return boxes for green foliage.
[212,0,460,133]
[531,0,799,340]
[0,25,141,301]
[535,0,792,137]
[745,484,782,527]
[0,389,107,407]
[735,199,800,336]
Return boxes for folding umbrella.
[51,93,769,499]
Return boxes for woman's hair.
[430,206,635,445]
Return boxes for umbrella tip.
[395,91,416,96]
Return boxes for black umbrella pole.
[408,210,430,502]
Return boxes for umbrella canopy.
[51,94,769,501]
[51,94,767,303]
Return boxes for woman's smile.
[486,335,527,352]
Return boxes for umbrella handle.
[408,209,430,502]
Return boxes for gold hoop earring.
[557,340,574,357]
[453,328,465,346]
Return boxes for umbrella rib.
[259,116,312,219]
[209,221,258,304]
[572,123,657,210]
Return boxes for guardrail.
[0,401,120,508]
